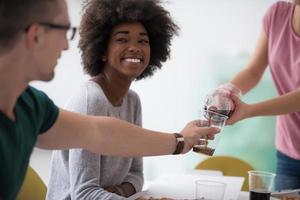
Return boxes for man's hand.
[180,120,220,154]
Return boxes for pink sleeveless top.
[263,1,300,159]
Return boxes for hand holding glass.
[193,110,228,156]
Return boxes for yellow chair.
[17,166,47,200]
[195,156,254,191]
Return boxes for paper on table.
[186,169,223,176]
[145,173,244,200]
[271,189,300,198]
[128,190,149,200]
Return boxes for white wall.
[30,0,278,185]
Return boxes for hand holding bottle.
[204,83,242,118]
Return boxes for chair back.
[16,166,47,200]
[195,156,254,191]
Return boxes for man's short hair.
[0,0,60,52]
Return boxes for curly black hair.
[79,0,179,80]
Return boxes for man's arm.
[36,109,218,157]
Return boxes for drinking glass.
[193,110,228,156]
[248,170,276,200]
[195,180,226,200]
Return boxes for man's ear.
[102,55,107,62]
[25,24,44,48]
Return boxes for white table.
[129,173,245,200]
[238,192,249,200]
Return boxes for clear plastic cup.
[193,110,228,156]
[204,91,235,118]
[248,170,276,200]
[195,180,226,200]
[203,109,228,129]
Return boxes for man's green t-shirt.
[0,86,59,200]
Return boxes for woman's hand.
[227,95,252,125]
[105,182,136,197]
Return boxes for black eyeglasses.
[25,22,77,41]
[39,22,77,41]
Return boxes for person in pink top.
[210,0,300,190]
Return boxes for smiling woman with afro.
[46,0,180,199]
[79,0,179,80]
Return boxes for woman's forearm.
[247,88,300,117]
[119,182,136,197]
[230,67,264,95]
[230,30,269,95]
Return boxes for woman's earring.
[102,56,107,62]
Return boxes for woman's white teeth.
[124,58,141,63]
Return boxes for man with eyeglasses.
[31,22,77,41]
[0,0,219,199]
